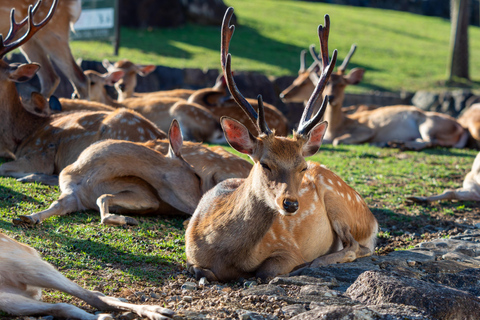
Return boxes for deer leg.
[407,188,480,203]
[96,187,160,226]
[13,193,80,225]
[255,254,303,280]
[16,173,59,185]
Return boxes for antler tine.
[221,7,271,135]
[297,14,337,135]
[256,95,271,134]
[4,0,42,43]
[338,43,357,74]
[0,0,58,58]
[308,44,322,70]
[299,49,306,72]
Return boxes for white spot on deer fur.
[327,178,333,185]
[313,193,319,202]
[138,127,145,134]
[268,229,277,241]
[337,180,342,186]
[356,193,362,203]
[347,193,351,201]
[120,118,128,124]
[298,187,309,197]
[35,139,41,146]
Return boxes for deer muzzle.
[282,198,299,214]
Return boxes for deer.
[0,3,168,185]
[102,59,196,101]
[1,0,88,98]
[185,9,378,282]
[103,59,290,136]
[0,232,175,320]
[14,120,252,227]
[80,69,226,143]
[406,152,480,203]
[458,103,480,149]
[279,44,372,116]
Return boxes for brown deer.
[82,69,226,143]
[14,122,252,226]
[103,59,195,101]
[0,4,167,185]
[407,152,480,203]
[185,9,378,282]
[458,103,480,149]
[15,120,206,226]
[1,0,88,98]
[0,232,175,319]
[280,44,368,116]
[104,59,290,136]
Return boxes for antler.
[0,0,58,58]
[221,7,271,135]
[337,43,357,75]
[297,15,338,136]
[299,49,306,73]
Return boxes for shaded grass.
[68,0,480,93]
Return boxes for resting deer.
[407,152,480,203]
[0,232,175,320]
[0,4,167,185]
[185,9,378,282]
[82,69,226,143]
[15,120,252,226]
[103,59,195,101]
[280,44,371,117]
[458,103,480,149]
[104,59,290,136]
[1,0,88,98]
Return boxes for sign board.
[70,0,119,53]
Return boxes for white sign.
[74,8,114,30]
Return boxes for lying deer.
[407,152,480,203]
[0,232,175,319]
[104,59,290,136]
[103,59,195,101]
[280,44,371,117]
[185,9,378,282]
[0,5,167,185]
[1,0,88,98]
[82,69,226,143]
[15,120,252,226]
[458,103,480,149]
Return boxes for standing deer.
[407,152,480,203]
[0,232,175,319]
[0,3,167,185]
[185,9,378,282]
[1,0,88,98]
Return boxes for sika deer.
[0,232,175,319]
[15,122,252,226]
[0,4,166,185]
[83,69,226,143]
[15,120,204,226]
[407,152,480,203]
[185,9,378,282]
[0,0,88,98]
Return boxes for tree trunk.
[447,0,470,81]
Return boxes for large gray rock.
[180,0,236,25]
[346,270,480,320]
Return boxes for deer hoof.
[13,215,37,225]
[124,217,139,226]
[405,196,428,204]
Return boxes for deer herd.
[0,1,479,319]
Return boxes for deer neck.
[323,100,345,139]
[100,89,124,109]
[0,83,48,154]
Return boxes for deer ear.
[137,65,156,77]
[23,92,51,117]
[102,59,114,71]
[302,121,328,157]
[8,63,40,82]
[168,119,183,158]
[345,68,365,85]
[221,117,256,155]
[104,70,125,86]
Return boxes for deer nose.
[119,83,126,91]
[283,199,298,213]
[328,95,335,102]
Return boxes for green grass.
[1,144,478,295]
[67,0,480,93]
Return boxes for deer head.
[84,69,125,103]
[220,8,336,215]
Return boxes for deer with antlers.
[185,9,378,282]
[0,232,175,319]
[1,0,88,98]
[0,1,169,185]
[14,119,252,226]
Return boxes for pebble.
[181,282,197,291]
[199,277,209,286]
[183,295,193,303]
[244,280,257,288]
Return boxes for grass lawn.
[1,143,479,305]
[68,0,480,93]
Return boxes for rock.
[119,0,185,28]
[243,280,257,288]
[183,295,193,303]
[242,284,287,297]
[270,275,338,288]
[412,91,439,111]
[281,304,307,317]
[346,270,480,319]
[198,277,209,286]
[181,282,198,291]
[181,0,236,26]
[299,285,331,296]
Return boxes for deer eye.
[301,167,308,172]
[260,163,271,171]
